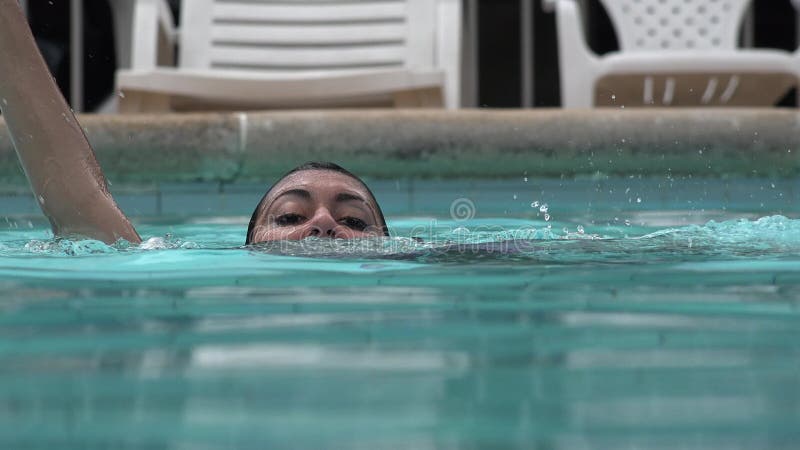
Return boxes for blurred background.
[22,0,800,112]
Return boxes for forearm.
[0,0,140,244]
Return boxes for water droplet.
[512,194,517,200]
[636,197,642,203]
[544,213,551,221]
[1,98,6,105]
[118,91,126,99]
[624,219,631,226]
[523,177,528,182]
[539,204,549,213]
[531,201,539,208]
[577,225,585,234]
[611,94,616,101]
[38,195,45,205]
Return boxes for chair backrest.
[599,0,751,52]
[179,0,438,72]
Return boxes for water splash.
[640,215,800,251]
[24,238,117,256]
[5,216,800,262]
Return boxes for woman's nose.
[304,209,338,238]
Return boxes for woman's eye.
[341,217,367,231]
[275,213,304,226]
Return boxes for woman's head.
[246,162,388,244]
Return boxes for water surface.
[1,187,800,449]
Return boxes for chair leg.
[393,87,444,108]
[118,90,171,113]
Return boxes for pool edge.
[0,108,798,183]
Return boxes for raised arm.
[0,0,140,244]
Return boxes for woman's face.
[248,170,385,243]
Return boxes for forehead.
[266,170,371,204]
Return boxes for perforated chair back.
[599,0,751,51]
[179,0,436,73]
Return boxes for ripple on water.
[1,216,800,447]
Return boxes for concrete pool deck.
[0,109,799,185]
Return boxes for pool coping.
[0,108,798,184]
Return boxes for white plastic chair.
[116,0,462,112]
[545,0,800,108]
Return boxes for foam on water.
[642,215,800,247]
[4,214,800,261]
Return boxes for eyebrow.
[335,192,367,203]
[273,189,311,201]
[272,189,366,204]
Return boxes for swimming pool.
[1,176,799,448]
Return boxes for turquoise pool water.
[2,178,800,449]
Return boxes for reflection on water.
[1,216,800,448]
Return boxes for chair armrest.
[791,0,800,54]
[552,0,596,63]
[157,0,177,43]
[551,0,601,108]
[436,0,462,108]
[130,0,176,70]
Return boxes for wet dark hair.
[245,162,389,244]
